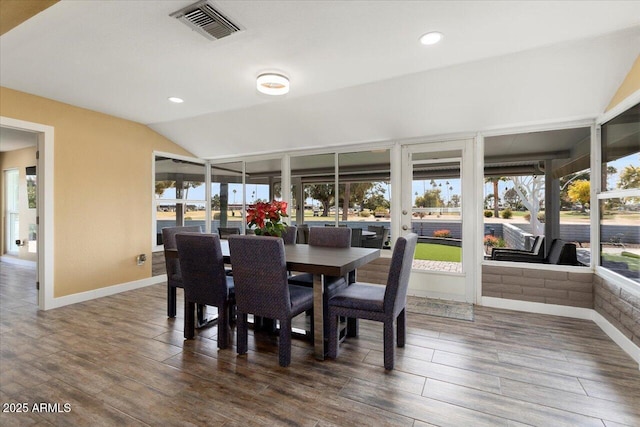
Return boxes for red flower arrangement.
[246,200,289,237]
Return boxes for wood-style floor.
[1,262,639,426]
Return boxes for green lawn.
[414,243,461,262]
[602,253,640,272]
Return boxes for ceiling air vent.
[170,1,241,41]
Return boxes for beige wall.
[0,87,193,297]
[0,145,38,261]
[606,54,640,111]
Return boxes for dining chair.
[327,233,418,370]
[228,235,314,367]
[350,227,363,247]
[162,225,203,318]
[218,227,241,239]
[362,225,387,249]
[176,233,235,348]
[281,225,298,245]
[288,226,352,336]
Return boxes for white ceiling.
[1,1,639,159]
[0,127,37,152]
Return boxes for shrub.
[501,208,513,219]
[524,212,545,222]
[484,235,506,247]
[484,210,493,218]
[359,209,371,217]
[433,229,452,238]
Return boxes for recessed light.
[168,97,184,103]
[256,73,290,95]
[419,31,443,45]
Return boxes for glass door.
[401,139,475,302]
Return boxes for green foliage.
[484,210,493,218]
[415,189,443,208]
[359,209,371,217]
[483,235,506,247]
[501,208,513,219]
[617,165,640,190]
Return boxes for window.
[484,127,591,266]
[210,161,243,234]
[598,103,640,283]
[154,155,206,245]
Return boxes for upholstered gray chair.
[350,227,363,247]
[328,233,418,370]
[176,233,235,348]
[288,226,352,336]
[218,227,241,239]
[228,235,314,367]
[162,225,203,318]
[281,225,298,245]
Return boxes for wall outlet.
[136,254,147,265]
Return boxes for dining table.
[167,239,380,359]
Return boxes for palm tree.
[484,176,506,218]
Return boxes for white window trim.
[594,89,640,291]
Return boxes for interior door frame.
[1,116,54,310]
[401,138,477,303]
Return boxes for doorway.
[401,139,476,303]
[1,117,53,310]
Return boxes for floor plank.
[1,262,639,426]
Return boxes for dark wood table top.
[167,240,380,276]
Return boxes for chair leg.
[278,318,291,367]
[237,313,248,355]
[217,302,230,349]
[328,310,339,359]
[168,286,177,318]
[397,309,406,348]
[383,318,395,370]
[346,318,359,337]
[184,301,195,339]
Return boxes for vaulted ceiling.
[1,1,639,159]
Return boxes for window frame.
[595,95,640,288]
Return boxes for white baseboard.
[481,296,640,369]
[47,274,167,310]
[591,310,640,369]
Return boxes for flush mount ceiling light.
[256,73,290,95]
[168,97,184,103]
[419,31,443,45]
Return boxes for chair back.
[545,239,578,265]
[384,233,418,316]
[297,224,309,244]
[530,235,544,255]
[162,226,202,282]
[218,227,241,239]
[350,228,363,247]
[228,235,292,318]
[176,233,230,306]
[281,225,298,245]
[308,226,351,248]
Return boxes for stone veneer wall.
[482,264,593,308]
[594,275,640,347]
[356,257,391,285]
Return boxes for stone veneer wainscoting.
[482,264,593,308]
[594,274,640,348]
